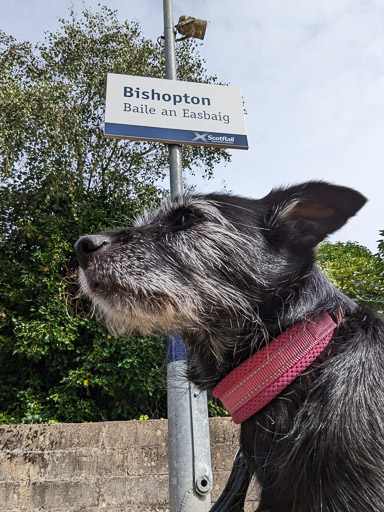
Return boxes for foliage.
[317,242,384,315]
[0,6,230,423]
[378,230,384,258]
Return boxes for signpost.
[104,3,248,510]
[105,74,248,149]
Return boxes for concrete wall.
[0,417,259,511]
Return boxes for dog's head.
[75,181,366,364]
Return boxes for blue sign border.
[105,122,248,149]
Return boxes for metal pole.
[163,1,212,510]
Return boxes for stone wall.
[0,418,259,511]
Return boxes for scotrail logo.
[192,132,209,143]
[192,132,235,145]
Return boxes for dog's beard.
[78,264,263,366]
[91,297,188,337]
[78,267,200,336]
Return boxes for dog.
[75,181,384,511]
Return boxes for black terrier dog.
[75,181,384,511]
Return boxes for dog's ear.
[264,181,367,250]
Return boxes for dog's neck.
[186,266,354,391]
[274,266,355,327]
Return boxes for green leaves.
[378,230,384,258]
[317,242,384,314]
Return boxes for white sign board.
[104,73,248,149]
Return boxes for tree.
[0,6,230,423]
[317,242,384,315]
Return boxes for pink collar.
[212,311,340,424]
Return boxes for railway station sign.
[104,73,248,149]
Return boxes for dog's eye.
[172,209,202,230]
[179,212,195,225]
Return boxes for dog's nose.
[74,235,110,269]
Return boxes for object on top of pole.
[176,16,207,40]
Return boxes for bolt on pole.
[163,1,212,511]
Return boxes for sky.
[1,0,383,252]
